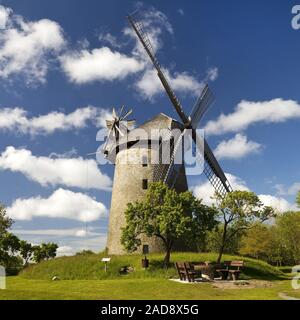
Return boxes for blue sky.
[0,0,299,255]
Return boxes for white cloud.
[205,98,300,136]
[7,188,107,222]
[0,5,65,84]
[0,146,112,190]
[192,173,249,206]
[191,172,294,212]
[56,246,74,256]
[206,67,218,81]
[0,5,11,29]
[0,106,106,135]
[275,182,300,196]
[214,133,262,160]
[258,195,296,212]
[12,227,100,237]
[177,9,184,16]
[60,47,144,84]
[98,32,122,49]
[135,68,206,100]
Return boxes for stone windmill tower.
[105,112,188,254]
[102,12,233,255]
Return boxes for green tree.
[121,182,217,266]
[297,191,300,208]
[0,205,23,274]
[33,243,58,263]
[239,223,272,260]
[214,190,275,263]
[275,211,300,265]
[19,240,34,265]
[206,225,244,255]
[0,204,12,235]
[0,233,20,254]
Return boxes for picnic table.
[193,263,217,280]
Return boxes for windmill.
[104,12,233,255]
[102,106,135,159]
[127,11,233,198]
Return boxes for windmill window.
[142,179,148,190]
[142,156,148,167]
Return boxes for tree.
[297,191,300,208]
[121,182,217,266]
[214,190,275,263]
[33,243,58,263]
[0,233,20,254]
[0,206,23,274]
[19,240,34,265]
[0,204,12,235]
[275,211,300,265]
[239,223,273,260]
[206,225,244,255]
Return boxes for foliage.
[0,203,58,274]
[206,225,244,255]
[0,204,12,235]
[239,212,300,266]
[76,250,95,256]
[213,190,275,263]
[33,243,58,263]
[275,211,300,265]
[121,182,217,266]
[239,223,273,260]
[296,191,300,208]
[19,241,34,265]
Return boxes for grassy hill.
[20,252,286,281]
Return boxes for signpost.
[101,257,111,273]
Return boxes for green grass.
[0,252,293,300]
[20,252,286,281]
[0,277,297,300]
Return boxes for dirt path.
[278,292,300,300]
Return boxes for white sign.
[101,257,111,262]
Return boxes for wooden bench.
[174,262,202,282]
[216,260,244,280]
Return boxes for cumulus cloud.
[0,146,112,190]
[56,246,74,256]
[192,173,249,206]
[214,133,262,160]
[60,47,144,84]
[7,188,107,221]
[275,182,300,196]
[135,68,208,100]
[98,32,122,49]
[13,227,100,237]
[0,5,11,29]
[0,5,65,84]
[0,106,109,135]
[206,67,218,81]
[205,98,300,136]
[258,195,296,212]
[191,172,294,212]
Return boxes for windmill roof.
[137,112,184,132]
[106,113,184,162]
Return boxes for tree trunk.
[217,223,228,264]
[164,249,171,267]
[163,240,173,268]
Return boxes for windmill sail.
[102,107,135,157]
[127,11,232,196]
[190,84,214,129]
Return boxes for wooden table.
[193,264,215,280]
